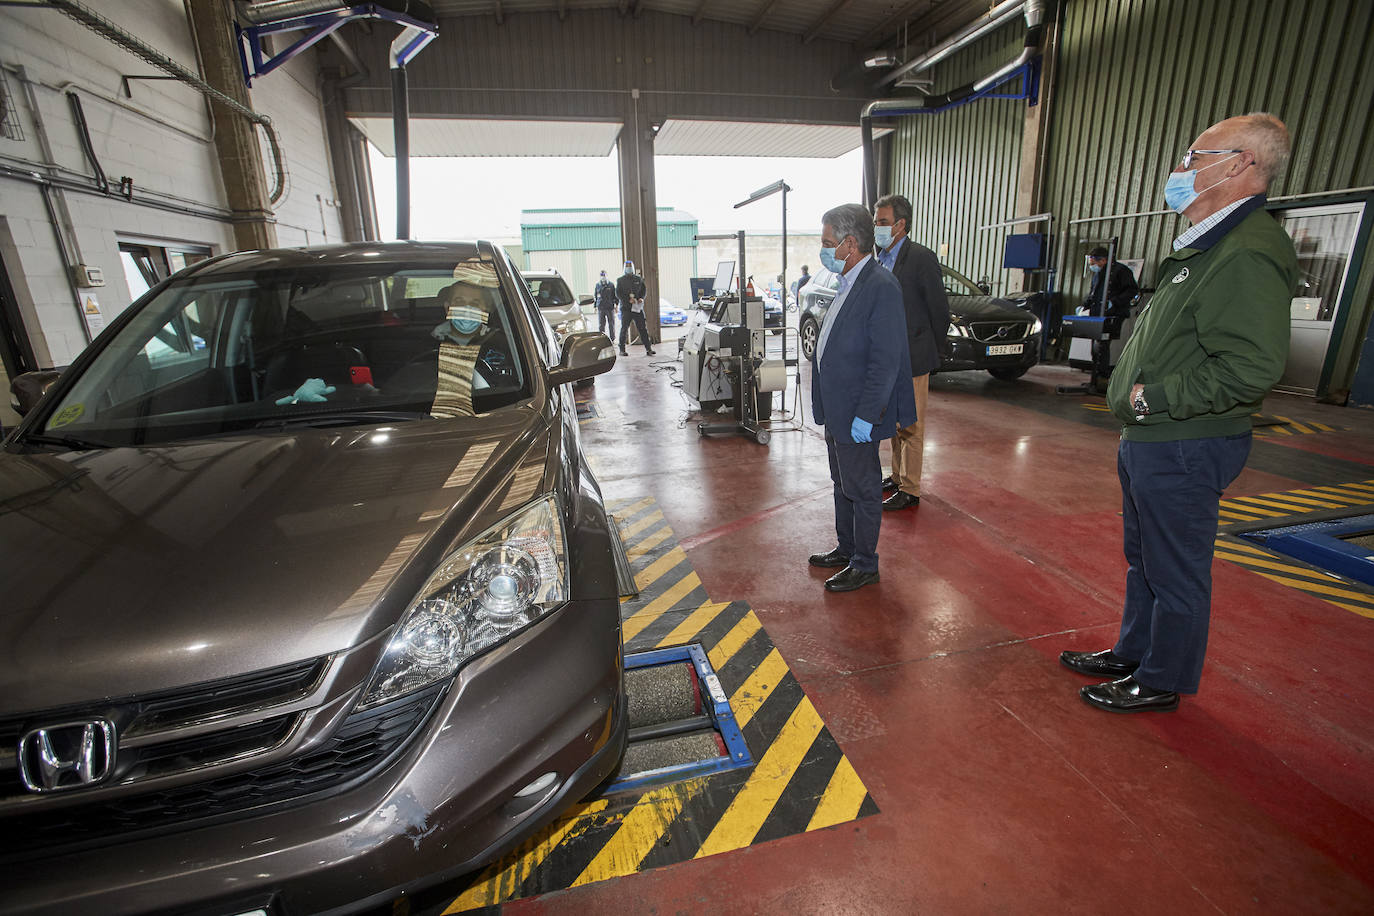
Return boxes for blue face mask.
[819,242,845,274]
[451,318,482,334]
[1088,262,1102,274]
[874,225,894,250]
[1163,153,1238,213]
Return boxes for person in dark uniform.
[1084,246,1139,318]
[593,270,617,339]
[873,193,950,512]
[616,260,653,356]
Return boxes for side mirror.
[547,332,616,387]
[11,370,63,417]
[578,295,594,307]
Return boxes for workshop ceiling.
[351,117,623,156]
[427,0,1001,49]
[654,119,892,158]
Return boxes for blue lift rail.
[608,643,753,795]
[1239,513,1374,588]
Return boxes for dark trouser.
[1114,433,1251,693]
[598,306,616,339]
[619,305,651,352]
[826,434,883,572]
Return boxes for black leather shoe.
[646,348,656,355]
[1080,676,1179,714]
[808,548,851,568]
[880,476,898,491]
[882,491,920,511]
[619,348,628,356]
[1060,649,1138,678]
[824,565,879,592]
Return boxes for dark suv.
[0,242,628,914]
[798,263,1043,380]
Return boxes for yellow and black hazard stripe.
[1218,479,1374,524]
[1214,536,1374,620]
[1251,413,1346,437]
[435,500,876,912]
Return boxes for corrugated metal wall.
[886,0,1374,398]
[888,21,1028,293]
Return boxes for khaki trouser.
[890,373,930,496]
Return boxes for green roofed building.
[520,208,699,306]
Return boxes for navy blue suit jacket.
[810,259,917,444]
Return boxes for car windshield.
[941,266,984,297]
[526,276,575,307]
[36,258,532,447]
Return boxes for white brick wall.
[0,0,345,368]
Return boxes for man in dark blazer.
[873,194,951,511]
[808,203,917,592]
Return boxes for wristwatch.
[1132,389,1150,418]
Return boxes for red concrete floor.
[549,354,1374,914]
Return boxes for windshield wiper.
[253,410,432,430]
[22,432,115,451]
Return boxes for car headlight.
[1030,316,1043,335]
[947,322,969,338]
[357,495,569,709]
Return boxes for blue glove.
[850,416,873,443]
[276,377,336,405]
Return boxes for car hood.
[539,302,581,324]
[0,410,552,712]
[951,295,1036,321]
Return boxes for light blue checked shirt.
[1173,196,1254,250]
[876,235,904,272]
[816,255,872,363]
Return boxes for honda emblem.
[18,719,116,793]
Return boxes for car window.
[941,267,983,297]
[39,258,534,445]
[526,276,575,307]
[814,269,841,292]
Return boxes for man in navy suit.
[808,204,917,592]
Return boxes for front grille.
[0,685,445,860]
[968,320,1034,343]
[0,658,327,802]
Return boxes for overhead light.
[863,54,899,70]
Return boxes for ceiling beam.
[557,0,566,21]
[857,0,930,50]
[748,0,783,35]
[692,0,709,25]
[494,0,503,25]
[802,0,856,45]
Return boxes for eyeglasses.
[1179,148,1243,169]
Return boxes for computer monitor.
[712,260,736,296]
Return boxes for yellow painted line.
[1237,494,1345,510]
[1327,600,1374,619]
[614,496,656,519]
[1290,488,1373,505]
[1214,550,1356,583]
[443,798,610,912]
[806,755,868,833]
[1340,481,1374,493]
[1219,500,1287,518]
[1272,415,1315,434]
[694,697,826,860]
[618,509,666,542]
[634,546,688,591]
[1218,510,1261,522]
[655,599,732,649]
[1215,539,1276,557]
[570,781,703,888]
[706,612,763,672]
[621,572,703,644]
[730,648,790,731]
[1246,570,1374,606]
[1309,421,1336,432]
[625,525,673,561]
[1313,485,1374,500]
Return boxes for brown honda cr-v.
[0,242,628,915]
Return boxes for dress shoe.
[824,565,879,592]
[880,475,898,491]
[1080,676,1179,714]
[619,348,628,356]
[646,348,656,356]
[882,491,920,511]
[1060,649,1138,678]
[808,548,851,568]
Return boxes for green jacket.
[1107,198,1298,441]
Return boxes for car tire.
[799,317,819,360]
[987,365,1031,381]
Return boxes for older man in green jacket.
[1060,113,1299,713]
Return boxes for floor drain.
[1238,512,1374,587]
[608,644,752,794]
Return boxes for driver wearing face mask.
[430,281,491,418]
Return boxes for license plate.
[986,343,1024,356]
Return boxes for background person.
[872,193,950,512]
[806,203,916,593]
[1060,113,1299,714]
[1083,246,1140,319]
[616,260,653,356]
[594,269,617,339]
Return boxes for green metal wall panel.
[889,20,1027,293]
[885,0,1374,398]
[522,225,623,252]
